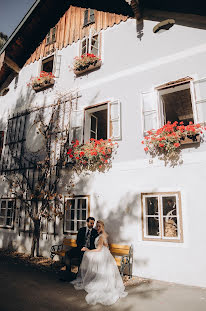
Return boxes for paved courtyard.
[0,252,206,311]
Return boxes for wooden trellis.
[1,91,80,236]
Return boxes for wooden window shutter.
[141,90,158,135]
[83,9,89,27]
[191,78,206,123]
[89,9,95,24]
[69,109,84,145]
[108,100,121,140]
[53,51,61,78]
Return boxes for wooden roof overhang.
[0,0,133,91]
[1,0,206,91]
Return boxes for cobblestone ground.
[0,250,206,311]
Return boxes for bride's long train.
[71,238,128,305]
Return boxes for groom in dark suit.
[64,217,98,274]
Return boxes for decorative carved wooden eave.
[25,6,129,66]
[124,0,143,20]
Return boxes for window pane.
[8,201,14,209]
[0,217,4,225]
[0,201,6,217]
[77,199,81,210]
[7,209,12,217]
[82,45,87,55]
[91,115,97,132]
[91,36,98,55]
[82,209,86,220]
[163,217,178,237]
[71,221,74,231]
[162,196,177,216]
[6,217,12,226]
[77,209,82,220]
[145,197,158,216]
[146,217,160,236]
[71,209,74,220]
[67,199,75,210]
[82,38,88,55]
[81,199,86,209]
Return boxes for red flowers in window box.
[72,54,102,75]
[27,71,55,92]
[142,121,205,161]
[67,139,118,172]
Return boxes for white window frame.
[41,55,55,74]
[64,196,89,234]
[141,192,183,242]
[158,82,195,127]
[0,199,15,229]
[84,100,121,143]
[141,77,206,135]
[80,29,101,57]
[39,49,61,78]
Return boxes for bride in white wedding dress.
[71,220,128,305]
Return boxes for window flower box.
[67,138,118,172]
[27,71,55,92]
[73,54,101,76]
[180,134,200,145]
[142,121,205,164]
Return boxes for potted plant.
[73,53,101,76]
[142,121,205,160]
[67,138,118,172]
[27,71,55,92]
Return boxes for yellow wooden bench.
[109,243,133,278]
[50,238,133,278]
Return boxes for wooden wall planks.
[26,6,129,65]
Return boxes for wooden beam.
[125,0,142,20]
[4,56,21,73]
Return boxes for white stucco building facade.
[0,11,206,287]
